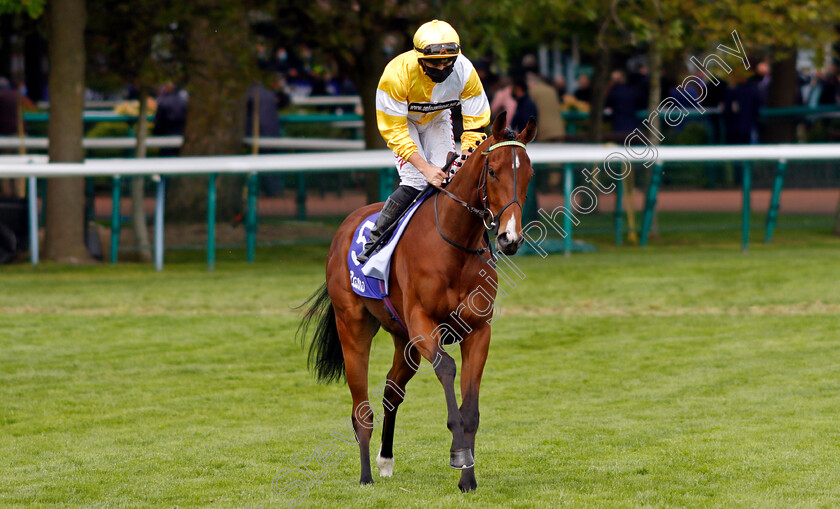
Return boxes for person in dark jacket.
[605,70,639,136]
[723,76,762,145]
[510,74,537,133]
[0,77,19,136]
[153,82,188,157]
[723,73,762,184]
[574,74,592,104]
[245,81,280,138]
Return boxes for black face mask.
[420,60,455,83]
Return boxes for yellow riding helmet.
[413,20,461,60]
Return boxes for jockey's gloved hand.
[419,163,447,188]
[441,151,459,186]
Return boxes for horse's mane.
[451,126,517,181]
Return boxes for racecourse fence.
[1,143,839,271]
[0,136,364,152]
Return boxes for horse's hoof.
[449,448,475,470]
[458,477,477,493]
[360,476,374,486]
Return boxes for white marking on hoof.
[376,449,394,477]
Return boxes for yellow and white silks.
[376,51,491,190]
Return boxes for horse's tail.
[296,283,345,384]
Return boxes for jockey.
[356,19,491,264]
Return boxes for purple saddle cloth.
[346,190,432,300]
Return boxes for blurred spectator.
[275,75,291,111]
[382,34,400,60]
[308,69,328,96]
[704,74,729,110]
[800,68,817,106]
[723,73,762,145]
[521,54,539,72]
[723,71,762,184]
[490,75,516,127]
[664,71,712,135]
[246,79,284,195]
[286,44,317,97]
[482,72,501,104]
[574,74,591,104]
[126,83,140,100]
[0,77,18,135]
[699,75,728,143]
[510,75,537,133]
[474,57,495,94]
[274,46,294,75]
[752,61,772,142]
[257,42,273,71]
[605,70,638,136]
[755,61,771,104]
[627,61,650,111]
[153,82,188,156]
[553,76,567,101]
[245,81,280,138]
[817,65,839,106]
[521,59,565,142]
[527,73,565,141]
[336,74,357,96]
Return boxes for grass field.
[2,225,840,508]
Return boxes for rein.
[434,139,527,259]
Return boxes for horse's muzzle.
[495,232,524,256]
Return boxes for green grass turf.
[1,228,840,508]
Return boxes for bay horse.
[298,112,536,492]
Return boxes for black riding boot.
[356,185,422,264]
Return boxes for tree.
[2,0,95,263]
[44,0,91,262]
[165,0,256,222]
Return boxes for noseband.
[434,139,527,257]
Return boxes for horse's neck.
[435,154,486,251]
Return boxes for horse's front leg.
[456,326,491,492]
[407,312,473,470]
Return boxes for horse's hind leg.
[376,334,418,477]
[334,308,380,485]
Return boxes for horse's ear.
[491,112,506,139]
[517,116,537,144]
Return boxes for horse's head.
[475,112,537,256]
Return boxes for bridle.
[434,139,527,257]
[477,140,526,230]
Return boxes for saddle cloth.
[347,189,433,300]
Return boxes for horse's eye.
[488,167,497,179]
